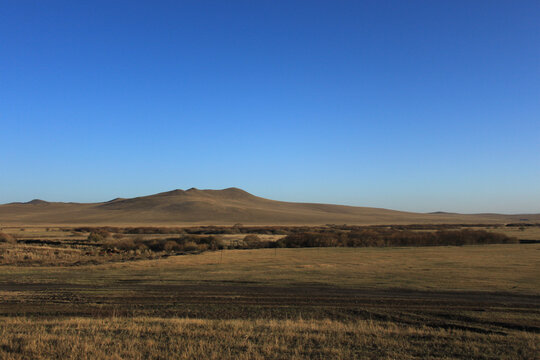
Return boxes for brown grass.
[94,245,540,294]
[2,245,539,294]
[0,243,166,266]
[0,231,16,243]
[0,317,537,360]
[1,229,538,359]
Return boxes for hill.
[0,188,538,226]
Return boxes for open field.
[3,245,539,292]
[472,225,540,241]
[1,317,537,360]
[1,223,538,266]
[1,243,539,359]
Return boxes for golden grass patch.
[0,317,537,360]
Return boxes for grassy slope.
[1,188,539,225]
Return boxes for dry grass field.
[1,317,537,360]
[1,238,539,359]
[473,225,540,240]
[2,244,539,293]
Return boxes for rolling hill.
[0,187,538,226]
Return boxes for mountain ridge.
[1,188,538,226]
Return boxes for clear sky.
[1,1,539,213]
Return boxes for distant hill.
[0,188,538,226]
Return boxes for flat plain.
[1,235,539,359]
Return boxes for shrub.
[197,235,225,250]
[163,240,183,252]
[115,239,141,251]
[87,232,105,242]
[276,229,517,249]
[183,241,199,252]
[197,243,209,251]
[102,238,148,252]
[0,232,15,244]
[243,235,264,248]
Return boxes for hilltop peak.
[155,187,251,196]
[105,197,126,203]
[27,199,49,205]
[223,187,246,192]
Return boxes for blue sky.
[1,1,539,213]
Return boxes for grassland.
[1,317,537,360]
[474,224,540,240]
[2,245,537,292]
[1,238,539,359]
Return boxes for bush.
[0,232,15,244]
[102,238,148,252]
[196,235,225,250]
[183,241,199,252]
[118,239,146,251]
[276,229,517,249]
[243,234,268,248]
[197,243,209,251]
[163,240,183,252]
[87,232,105,242]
